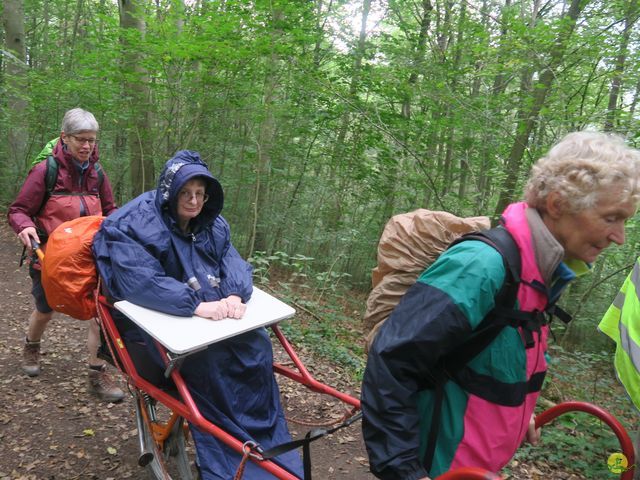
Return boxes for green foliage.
[3,0,640,353]
[250,250,365,378]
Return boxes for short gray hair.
[525,131,640,212]
[61,108,99,135]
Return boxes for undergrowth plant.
[249,250,366,380]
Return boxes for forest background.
[3,0,640,349]
[2,0,640,476]
[3,0,640,361]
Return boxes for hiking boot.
[88,365,125,403]
[22,339,41,377]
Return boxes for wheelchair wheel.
[163,416,196,480]
[135,393,197,480]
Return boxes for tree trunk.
[627,77,640,133]
[494,0,588,217]
[401,0,432,120]
[67,0,85,68]
[119,0,154,196]
[387,0,432,222]
[163,0,185,158]
[2,0,28,198]
[248,7,283,255]
[603,0,638,132]
[325,0,371,233]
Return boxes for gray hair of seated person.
[525,131,640,213]
[61,108,99,135]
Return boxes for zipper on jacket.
[77,162,88,216]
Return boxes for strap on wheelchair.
[258,410,363,480]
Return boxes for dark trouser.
[29,263,53,314]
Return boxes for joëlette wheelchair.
[95,285,364,480]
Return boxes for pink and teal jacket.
[361,202,581,479]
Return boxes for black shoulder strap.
[38,155,59,212]
[442,226,522,373]
[423,226,522,472]
[94,162,104,189]
[44,155,58,200]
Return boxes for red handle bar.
[535,401,635,480]
[436,467,502,479]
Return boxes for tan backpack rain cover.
[364,209,490,352]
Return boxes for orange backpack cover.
[41,215,105,320]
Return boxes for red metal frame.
[535,401,636,480]
[435,467,502,479]
[96,295,359,480]
[271,324,360,409]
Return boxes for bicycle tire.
[135,394,196,480]
[163,417,196,480]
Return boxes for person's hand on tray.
[194,295,246,320]
[222,295,246,319]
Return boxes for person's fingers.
[18,230,32,248]
[230,303,246,319]
[527,420,541,445]
[218,303,227,319]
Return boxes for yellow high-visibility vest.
[599,258,640,412]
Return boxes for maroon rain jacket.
[7,139,117,253]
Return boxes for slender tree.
[119,0,154,195]
[494,0,589,217]
[2,0,28,197]
[603,0,638,132]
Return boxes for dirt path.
[0,221,373,480]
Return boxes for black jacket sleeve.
[361,242,505,479]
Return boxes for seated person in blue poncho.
[92,150,302,479]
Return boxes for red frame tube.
[436,467,502,479]
[271,324,360,409]
[535,401,636,480]
[96,296,359,480]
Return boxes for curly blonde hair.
[525,131,640,213]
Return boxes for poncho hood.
[155,150,223,232]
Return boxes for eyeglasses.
[70,135,98,146]
[179,190,209,202]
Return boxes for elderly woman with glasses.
[7,107,123,402]
[92,150,302,479]
[361,131,640,480]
